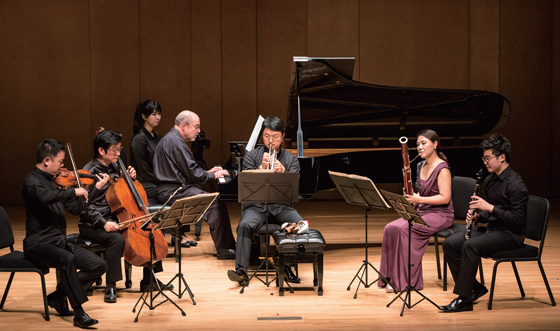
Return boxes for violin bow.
[66,143,82,189]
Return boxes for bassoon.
[465,169,484,239]
[399,136,414,195]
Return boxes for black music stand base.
[166,226,196,304]
[386,219,438,316]
[132,230,185,322]
[347,208,396,299]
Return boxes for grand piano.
[219,56,510,199]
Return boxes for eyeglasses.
[481,155,497,163]
[108,146,123,154]
[263,134,281,141]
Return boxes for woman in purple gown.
[379,129,454,292]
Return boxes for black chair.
[484,195,556,310]
[433,176,484,290]
[0,206,50,321]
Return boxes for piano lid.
[287,57,510,141]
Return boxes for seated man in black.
[227,117,302,285]
[439,135,528,312]
[23,139,106,328]
[80,129,173,304]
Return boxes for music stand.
[328,171,396,299]
[380,189,439,316]
[157,193,218,301]
[131,193,218,322]
[237,170,299,294]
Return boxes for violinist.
[153,110,236,259]
[23,139,107,328]
[79,130,173,304]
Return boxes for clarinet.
[465,169,484,239]
[400,136,414,195]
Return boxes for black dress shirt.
[153,127,214,187]
[130,127,161,193]
[478,166,528,240]
[22,167,98,252]
[242,145,300,215]
[79,158,121,228]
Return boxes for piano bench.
[272,229,326,296]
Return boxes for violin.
[55,168,97,189]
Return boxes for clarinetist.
[439,135,528,313]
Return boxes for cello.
[100,131,168,267]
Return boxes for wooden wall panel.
[0,0,558,203]
[360,0,469,89]
[553,0,560,193]
[499,0,552,196]
[191,0,223,166]
[222,0,258,160]
[468,0,500,92]
[139,0,191,134]
[0,0,90,204]
[89,0,139,165]
[257,0,307,122]
[307,0,360,80]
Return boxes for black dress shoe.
[227,269,249,286]
[140,278,174,292]
[73,312,99,328]
[284,266,301,283]
[47,293,74,316]
[217,248,236,260]
[186,240,197,247]
[471,285,488,302]
[438,297,473,312]
[104,287,117,303]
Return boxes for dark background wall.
[0,0,557,204]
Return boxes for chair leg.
[434,236,442,280]
[278,254,286,296]
[443,255,448,291]
[0,272,15,309]
[478,258,484,285]
[124,260,133,289]
[487,261,501,310]
[318,253,324,296]
[38,271,50,321]
[538,259,556,306]
[511,262,524,297]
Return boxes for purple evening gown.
[378,161,454,291]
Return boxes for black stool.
[272,229,326,296]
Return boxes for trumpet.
[267,144,277,171]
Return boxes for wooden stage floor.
[1,199,559,330]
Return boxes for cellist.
[79,129,173,304]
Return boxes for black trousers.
[79,227,124,284]
[235,206,302,273]
[25,243,106,309]
[158,184,235,252]
[80,226,164,285]
[443,226,523,298]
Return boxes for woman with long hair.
[379,129,454,292]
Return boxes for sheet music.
[245,115,265,152]
[328,171,391,209]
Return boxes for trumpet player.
[227,117,303,285]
